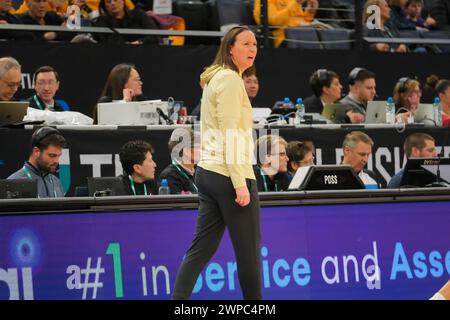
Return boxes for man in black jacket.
[19,0,69,41]
[304,69,343,115]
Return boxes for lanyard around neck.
[259,166,278,192]
[22,165,57,198]
[172,161,198,192]
[33,95,44,110]
[128,175,148,196]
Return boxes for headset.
[348,67,365,85]
[32,127,61,149]
[398,77,411,93]
[316,69,328,82]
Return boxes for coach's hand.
[235,186,250,207]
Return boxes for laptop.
[365,101,386,124]
[97,100,169,125]
[414,104,435,125]
[321,103,350,123]
[0,179,37,199]
[0,101,29,124]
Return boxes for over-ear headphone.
[348,67,365,85]
[398,77,410,93]
[32,127,61,148]
[316,69,328,82]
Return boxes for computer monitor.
[400,157,450,187]
[288,165,365,191]
[0,179,37,199]
[87,177,125,196]
[365,101,386,124]
[0,101,29,124]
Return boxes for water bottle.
[170,103,180,124]
[433,97,443,127]
[295,98,305,125]
[158,179,170,195]
[282,97,293,109]
[385,96,395,124]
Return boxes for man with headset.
[7,126,66,198]
[339,67,377,121]
[304,68,342,115]
[304,68,364,124]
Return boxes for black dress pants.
[172,167,262,300]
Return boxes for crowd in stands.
[0,0,182,44]
[1,0,449,49]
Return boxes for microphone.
[157,107,173,125]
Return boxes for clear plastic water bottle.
[385,96,395,124]
[295,98,305,125]
[433,97,443,127]
[158,179,170,195]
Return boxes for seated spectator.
[0,56,21,101]
[387,132,437,188]
[435,79,450,127]
[118,140,157,196]
[13,0,136,16]
[253,0,318,48]
[134,0,186,46]
[7,127,66,198]
[93,63,147,123]
[0,0,30,40]
[430,0,450,30]
[92,0,160,45]
[363,0,409,53]
[339,68,377,123]
[405,0,436,30]
[253,134,291,192]
[158,127,200,194]
[304,69,343,115]
[387,0,417,30]
[286,140,315,178]
[341,131,380,188]
[393,77,421,123]
[27,66,65,111]
[243,66,260,108]
[19,0,68,41]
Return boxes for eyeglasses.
[2,80,21,90]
